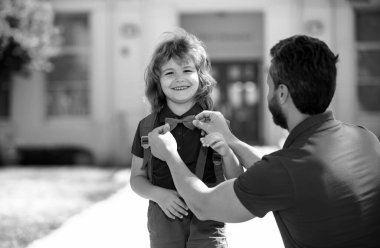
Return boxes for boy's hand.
[200,132,232,157]
[156,189,188,219]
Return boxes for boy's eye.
[184,69,193,73]
[164,72,173,76]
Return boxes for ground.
[0,166,127,248]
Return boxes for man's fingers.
[162,123,171,133]
[194,110,212,120]
[193,120,209,133]
[156,123,170,134]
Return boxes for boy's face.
[160,58,200,108]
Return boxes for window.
[46,13,90,116]
[355,9,380,112]
[0,80,10,118]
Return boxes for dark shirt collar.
[283,110,336,148]
[158,103,204,123]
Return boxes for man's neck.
[287,111,310,132]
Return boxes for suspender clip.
[212,152,222,166]
[141,136,150,149]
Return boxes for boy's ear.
[277,84,289,104]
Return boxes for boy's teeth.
[173,86,188,90]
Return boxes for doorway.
[211,61,263,145]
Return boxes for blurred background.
[1,0,380,167]
[1,0,380,247]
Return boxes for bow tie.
[165,115,196,131]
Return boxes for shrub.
[0,0,60,82]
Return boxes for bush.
[0,0,60,82]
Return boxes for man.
[148,35,380,247]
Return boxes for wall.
[4,0,367,166]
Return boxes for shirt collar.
[283,110,336,148]
[158,103,204,123]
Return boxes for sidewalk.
[27,170,284,248]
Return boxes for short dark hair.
[269,35,339,115]
[144,29,215,112]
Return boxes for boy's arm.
[200,132,243,179]
[130,155,188,219]
[130,155,158,200]
[221,148,244,179]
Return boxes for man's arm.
[166,151,255,223]
[148,124,255,223]
[228,137,266,169]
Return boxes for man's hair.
[144,29,216,112]
[269,35,339,115]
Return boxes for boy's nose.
[174,75,185,83]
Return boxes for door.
[211,61,262,145]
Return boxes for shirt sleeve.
[131,121,143,158]
[233,155,294,218]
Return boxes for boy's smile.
[160,58,200,108]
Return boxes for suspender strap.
[140,112,157,183]
[142,147,153,182]
[212,118,230,184]
[195,146,208,180]
[195,148,226,185]
[212,152,225,184]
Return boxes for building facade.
[1,0,379,166]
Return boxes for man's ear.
[277,84,289,104]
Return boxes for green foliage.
[0,0,60,82]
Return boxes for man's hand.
[193,111,234,143]
[148,123,177,162]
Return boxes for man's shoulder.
[261,148,298,164]
[257,147,317,177]
[341,122,378,138]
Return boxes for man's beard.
[268,95,288,130]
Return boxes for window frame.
[45,11,92,118]
[354,6,380,113]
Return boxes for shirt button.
[177,146,181,150]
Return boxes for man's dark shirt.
[234,111,380,247]
[131,104,216,189]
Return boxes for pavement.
[27,169,284,248]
